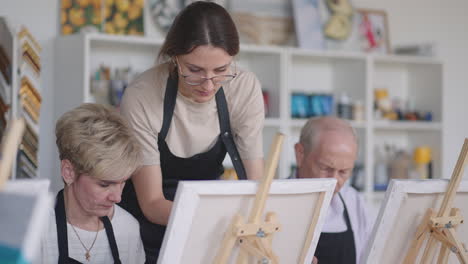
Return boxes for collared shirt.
[322,184,373,264]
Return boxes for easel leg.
[264,213,279,264]
[255,237,278,264]
[403,209,434,264]
[299,191,326,264]
[236,248,248,264]
[214,214,245,264]
[445,228,468,264]
[437,244,450,264]
[421,236,438,264]
[237,237,265,264]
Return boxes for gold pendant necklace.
[70,218,100,262]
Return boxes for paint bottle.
[374,145,389,191]
[337,92,352,119]
[353,100,364,121]
[413,146,432,179]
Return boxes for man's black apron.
[55,190,122,264]
[314,193,356,264]
[120,76,247,263]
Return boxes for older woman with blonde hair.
[39,103,145,264]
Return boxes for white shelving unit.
[1,18,42,180]
[54,33,444,204]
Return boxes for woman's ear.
[61,159,76,186]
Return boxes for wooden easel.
[214,133,284,264]
[404,139,468,264]
[0,118,26,190]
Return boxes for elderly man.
[294,116,372,264]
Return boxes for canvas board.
[158,178,336,264]
[364,179,468,264]
[0,179,53,263]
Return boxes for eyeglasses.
[175,57,237,86]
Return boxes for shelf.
[288,47,367,60]
[54,34,444,199]
[372,54,442,65]
[240,43,284,54]
[290,118,367,129]
[86,33,164,46]
[264,118,281,127]
[373,121,442,131]
[21,110,39,135]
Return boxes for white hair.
[299,116,358,154]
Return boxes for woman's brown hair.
[158,1,239,62]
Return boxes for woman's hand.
[312,256,318,264]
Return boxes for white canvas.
[364,179,468,264]
[158,178,336,264]
[0,179,53,264]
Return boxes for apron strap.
[55,189,121,263]
[216,88,248,180]
[338,192,354,232]
[55,190,70,263]
[159,75,248,180]
[159,76,178,141]
[101,216,122,264]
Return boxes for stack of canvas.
[0,179,53,264]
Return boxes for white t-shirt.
[321,185,373,264]
[38,205,145,264]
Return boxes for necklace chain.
[69,218,100,262]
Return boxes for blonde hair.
[55,103,141,181]
[299,116,358,154]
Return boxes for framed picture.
[149,0,227,33]
[229,0,295,45]
[356,8,391,54]
[61,0,144,36]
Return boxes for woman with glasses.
[118,1,264,263]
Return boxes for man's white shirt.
[321,185,373,264]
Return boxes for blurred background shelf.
[54,33,444,207]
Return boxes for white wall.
[1,0,467,193]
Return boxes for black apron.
[119,76,247,264]
[55,190,122,264]
[314,193,356,264]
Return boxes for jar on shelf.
[413,146,432,179]
[374,88,392,119]
[352,100,364,121]
[337,92,352,119]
